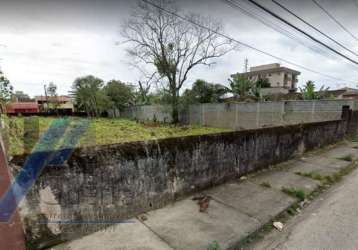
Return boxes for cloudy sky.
[0,0,357,96]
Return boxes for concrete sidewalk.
[53,141,358,250]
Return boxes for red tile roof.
[6,102,39,113]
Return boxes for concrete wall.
[261,87,289,95]
[109,105,173,123]
[112,99,358,130]
[12,117,357,248]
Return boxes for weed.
[260,181,271,188]
[282,187,306,201]
[240,161,358,249]
[208,241,221,250]
[337,154,353,162]
[295,171,324,181]
[295,170,343,186]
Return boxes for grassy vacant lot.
[3,116,230,156]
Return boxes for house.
[232,63,301,95]
[35,95,74,114]
[319,87,358,99]
[5,102,39,115]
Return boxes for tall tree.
[122,0,234,123]
[47,82,60,111]
[104,80,135,111]
[71,75,111,116]
[0,71,13,112]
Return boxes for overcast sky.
[0,0,357,96]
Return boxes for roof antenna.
[244,58,248,73]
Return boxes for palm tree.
[300,80,329,100]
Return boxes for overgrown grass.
[3,116,230,156]
[281,187,306,201]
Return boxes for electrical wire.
[222,0,329,58]
[246,0,358,66]
[141,0,358,84]
[272,0,358,57]
[311,0,358,42]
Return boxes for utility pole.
[244,58,249,73]
[44,84,48,113]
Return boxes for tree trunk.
[171,88,179,124]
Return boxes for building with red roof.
[5,102,39,115]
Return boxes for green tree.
[228,74,253,98]
[300,80,329,100]
[104,80,135,111]
[147,89,173,105]
[122,0,234,123]
[71,75,111,116]
[0,71,13,112]
[182,79,227,104]
[47,82,60,111]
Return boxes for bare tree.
[122,0,235,123]
[130,63,161,104]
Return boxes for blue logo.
[0,118,88,223]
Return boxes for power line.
[272,0,358,57]
[222,0,329,58]
[246,0,358,66]
[311,0,358,43]
[353,0,358,9]
[141,0,357,84]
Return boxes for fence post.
[281,101,285,125]
[311,101,316,122]
[235,104,239,130]
[201,104,205,126]
[256,102,260,128]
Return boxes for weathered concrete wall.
[112,99,358,129]
[110,105,173,123]
[190,100,357,129]
[11,118,355,248]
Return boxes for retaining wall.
[12,115,357,248]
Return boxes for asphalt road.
[251,168,358,250]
